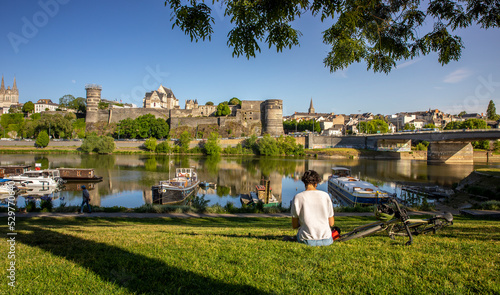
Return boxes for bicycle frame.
[336,198,453,245]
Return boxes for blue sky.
[1,0,499,116]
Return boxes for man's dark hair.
[301,170,321,186]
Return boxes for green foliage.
[30,113,41,120]
[403,123,415,130]
[258,134,279,156]
[228,97,241,106]
[25,200,38,212]
[415,143,427,151]
[472,140,490,150]
[444,119,488,130]
[35,114,73,139]
[22,101,35,114]
[81,135,115,154]
[164,1,499,73]
[155,141,171,153]
[283,119,320,133]
[59,94,86,113]
[35,130,49,148]
[144,137,158,152]
[40,198,53,212]
[178,131,192,153]
[359,119,389,134]
[189,195,210,213]
[116,115,169,139]
[276,135,305,156]
[203,132,221,155]
[487,100,499,120]
[458,111,467,117]
[216,102,231,116]
[205,101,214,106]
[98,101,109,110]
[423,123,436,129]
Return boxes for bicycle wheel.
[388,216,452,238]
[337,224,384,242]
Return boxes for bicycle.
[335,197,453,245]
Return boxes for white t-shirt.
[291,190,334,241]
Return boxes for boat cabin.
[58,168,96,179]
[331,167,351,178]
[0,165,31,176]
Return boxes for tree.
[423,123,437,129]
[59,94,86,113]
[203,132,222,155]
[81,135,115,154]
[35,130,49,148]
[403,123,415,131]
[22,101,35,114]
[258,134,279,156]
[155,141,171,153]
[228,97,241,106]
[206,101,214,106]
[458,111,467,117]
[144,137,158,152]
[216,102,231,116]
[178,131,192,153]
[487,100,499,120]
[164,1,499,73]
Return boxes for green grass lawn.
[1,216,499,294]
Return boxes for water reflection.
[1,153,498,209]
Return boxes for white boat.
[0,179,17,195]
[151,168,200,204]
[9,170,60,188]
[328,167,391,206]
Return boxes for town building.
[143,85,179,109]
[34,99,59,113]
[0,76,19,113]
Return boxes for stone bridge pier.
[427,141,474,164]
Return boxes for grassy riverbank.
[2,216,498,294]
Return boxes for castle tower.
[308,98,315,114]
[263,99,284,136]
[85,84,102,123]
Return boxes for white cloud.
[71,80,76,84]
[443,69,472,83]
[395,59,420,69]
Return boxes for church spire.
[1,76,4,90]
[13,77,17,90]
[308,98,315,114]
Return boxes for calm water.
[1,153,498,209]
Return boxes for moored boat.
[151,168,200,205]
[57,168,103,182]
[328,167,391,206]
[240,179,280,207]
[8,170,61,188]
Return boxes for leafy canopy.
[164,0,500,73]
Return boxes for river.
[1,153,498,209]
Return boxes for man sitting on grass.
[290,170,334,246]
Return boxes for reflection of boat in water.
[18,186,59,197]
[57,168,103,182]
[151,168,200,205]
[199,181,217,189]
[240,179,280,207]
[328,167,391,206]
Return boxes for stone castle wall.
[86,86,284,136]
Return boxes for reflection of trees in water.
[204,155,221,176]
[216,186,231,197]
[258,157,298,177]
[80,154,116,169]
[144,157,158,172]
[34,156,49,170]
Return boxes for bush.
[40,198,53,212]
[26,200,38,212]
[155,141,171,153]
[144,137,157,152]
[35,130,49,148]
[190,195,210,213]
[81,135,115,154]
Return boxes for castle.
[0,76,19,112]
[86,85,284,137]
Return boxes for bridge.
[306,129,500,164]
